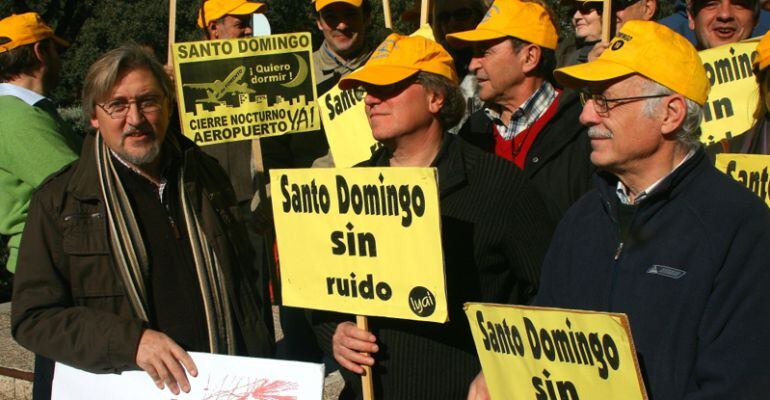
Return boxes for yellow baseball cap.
[755,32,770,70]
[0,12,69,54]
[554,20,710,105]
[197,0,267,28]
[339,33,458,89]
[445,0,558,50]
[313,0,363,12]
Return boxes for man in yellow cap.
[313,33,555,399]
[0,11,82,400]
[447,0,594,217]
[469,20,770,400]
[197,0,266,39]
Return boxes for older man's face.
[578,75,665,171]
[363,79,438,143]
[469,38,527,104]
[210,14,253,39]
[689,0,756,49]
[90,67,169,169]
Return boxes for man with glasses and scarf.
[11,45,273,397]
[468,20,770,400]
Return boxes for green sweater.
[0,95,81,272]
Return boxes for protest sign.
[716,153,770,207]
[172,33,320,146]
[269,167,447,323]
[317,85,380,167]
[464,303,648,400]
[52,352,324,400]
[699,39,760,146]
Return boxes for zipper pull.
[168,216,181,239]
[614,242,624,260]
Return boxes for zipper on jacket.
[613,242,624,260]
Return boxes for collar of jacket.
[470,89,584,176]
[67,131,189,202]
[316,40,372,77]
[593,146,708,222]
[522,89,583,175]
[365,132,468,198]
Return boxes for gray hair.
[82,44,174,118]
[415,71,467,130]
[641,79,703,150]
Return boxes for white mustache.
[587,127,613,139]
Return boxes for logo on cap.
[481,4,499,23]
[372,38,398,60]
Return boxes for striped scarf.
[95,133,235,354]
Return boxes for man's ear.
[32,41,47,63]
[90,115,100,130]
[643,0,657,20]
[207,21,220,39]
[687,8,696,30]
[520,44,542,75]
[426,89,446,114]
[660,94,687,136]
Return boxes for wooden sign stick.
[602,0,612,43]
[357,315,375,400]
[383,0,392,29]
[168,0,177,63]
[420,0,430,26]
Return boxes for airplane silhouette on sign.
[183,66,255,105]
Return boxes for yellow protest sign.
[464,303,648,400]
[172,33,320,146]
[716,153,770,207]
[317,85,380,167]
[270,167,447,322]
[699,38,760,145]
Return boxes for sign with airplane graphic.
[172,32,320,146]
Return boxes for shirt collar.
[616,149,696,205]
[483,81,557,140]
[0,83,47,106]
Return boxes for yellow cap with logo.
[755,32,770,70]
[0,12,69,54]
[339,33,458,89]
[197,0,267,28]
[445,0,558,50]
[313,0,363,12]
[554,20,709,105]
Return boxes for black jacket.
[535,149,770,400]
[314,134,556,399]
[458,90,594,217]
[12,132,273,373]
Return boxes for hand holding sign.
[332,321,378,374]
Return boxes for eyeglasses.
[97,95,165,119]
[572,2,603,15]
[579,91,668,115]
[437,7,474,23]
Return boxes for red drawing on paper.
[201,374,299,400]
